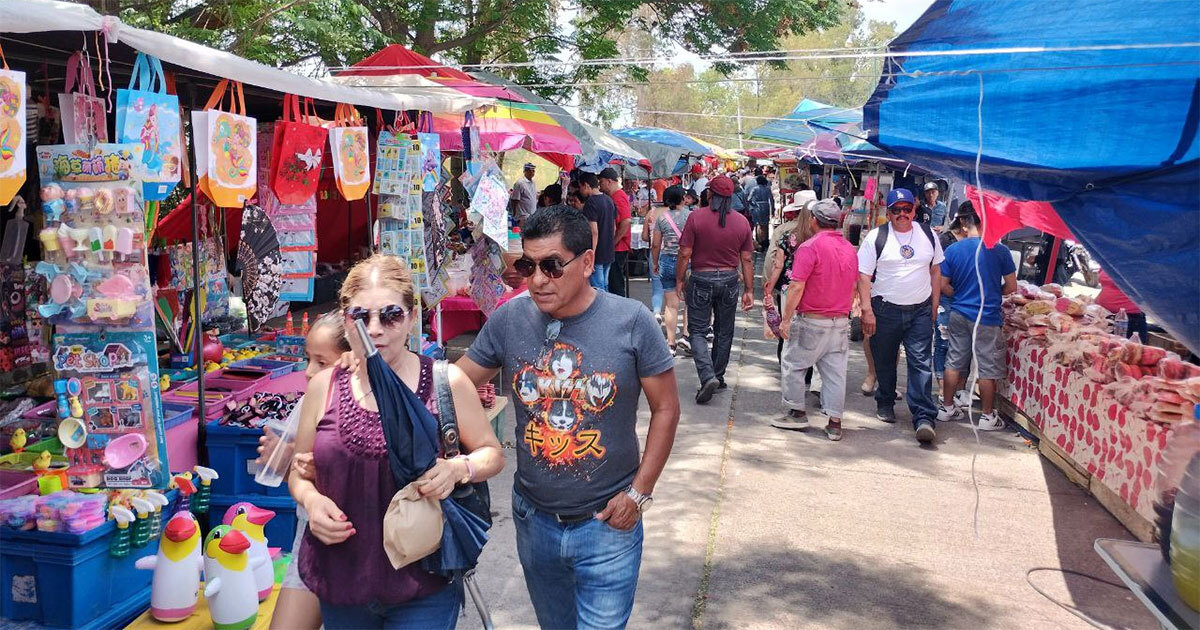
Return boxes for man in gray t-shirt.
[458,204,679,629]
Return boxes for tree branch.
[425,0,520,55]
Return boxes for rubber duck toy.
[32,450,52,471]
[223,502,275,601]
[134,512,203,622]
[9,428,26,453]
[202,525,262,630]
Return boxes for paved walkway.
[458,270,1155,629]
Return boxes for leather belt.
[693,267,737,273]
[872,296,932,312]
[801,312,847,319]
[553,511,597,524]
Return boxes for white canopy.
[0,0,491,113]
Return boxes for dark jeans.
[609,250,629,297]
[319,582,463,629]
[687,270,740,385]
[871,296,938,428]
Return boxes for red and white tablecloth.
[1001,335,1172,522]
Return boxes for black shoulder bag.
[432,361,493,526]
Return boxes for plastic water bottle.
[254,403,302,488]
[1113,308,1128,338]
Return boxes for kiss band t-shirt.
[467,291,675,514]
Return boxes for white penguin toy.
[134,512,204,621]
[202,525,263,630]
[222,502,275,601]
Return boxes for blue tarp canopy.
[611,127,712,156]
[749,99,863,146]
[864,0,1200,352]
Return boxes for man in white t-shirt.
[857,188,944,444]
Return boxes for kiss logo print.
[513,341,617,466]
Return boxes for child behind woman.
[256,311,350,630]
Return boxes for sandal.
[825,420,843,441]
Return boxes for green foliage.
[112,0,848,100]
[627,7,897,147]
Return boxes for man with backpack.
[856,188,945,444]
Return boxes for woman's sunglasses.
[344,304,409,328]
[512,253,584,279]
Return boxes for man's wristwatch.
[625,485,653,512]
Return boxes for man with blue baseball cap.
[856,188,944,444]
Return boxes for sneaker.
[954,389,973,408]
[937,404,964,423]
[915,420,937,444]
[976,411,1006,431]
[771,410,809,431]
[824,421,843,441]
[717,380,728,390]
[696,379,720,404]
[677,338,692,354]
[860,376,877,396]
[876,406,897,423]
[706,332,715,343]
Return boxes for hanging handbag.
[0,45,26,206]
[328,103,370,201]
[192,80,256,208]
[58,52,107,146]
[116,53,182,200]
[269,94,327,204]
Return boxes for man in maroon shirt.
[676,176,755,404]
[600,168,633,297]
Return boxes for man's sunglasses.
[888,205,916,215]
[344,304,409,328]
[512,253,584,279]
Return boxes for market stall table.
[429,290,524,343]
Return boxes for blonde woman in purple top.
[289,255,504,629]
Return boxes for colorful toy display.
[222,502,275,601]
[202,525,262,630]
[135,511,204,622]
[52,331,169,488]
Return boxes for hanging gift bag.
[58,52,107,145]
[192,80,256,208]
[270,95,327,204]
[416,112,441,192]
[0,46,26,206]
[328,103,370,201]
[115,53,182,200]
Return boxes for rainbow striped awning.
[435,101,582,168]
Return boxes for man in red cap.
[676,175,755,404]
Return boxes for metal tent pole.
[181,82,206,461]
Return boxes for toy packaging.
[33,144,154,329]
[52,331,169,488]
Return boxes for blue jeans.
[687,270,740,385]
[933,306,950,376]
[650,274,663,314]
[591,263,611,292]
[319,582,463,629]
[658,254,679,291]
[871,297,938,428]
[513,489,643,630]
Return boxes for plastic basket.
[229,358,295,379]
[207,492,298,551]
[204,422,291,497]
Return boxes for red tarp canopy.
[967,184,1076,247]
[340,44,525,101]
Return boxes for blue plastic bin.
[0,492,177,628]
[229,357,294,379]
[161,402,194,430]
[207,493,298,552]
[204,421,291,497]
